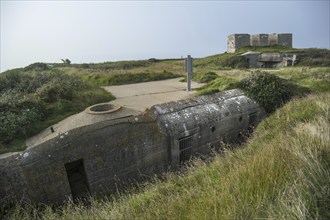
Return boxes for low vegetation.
[5,92,329,219]
[0,69,114,153]
[80,70,179,86]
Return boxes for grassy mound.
[4,93,329,219]
[0,69,114,154]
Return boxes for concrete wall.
[0,90,265,207]
[278,33,293,47]
[228,33,293,53]
[251,34,269,46]
[268,33,278,46]
[227,34,236,53]
[227,34,250,53]
[0,115,168,205]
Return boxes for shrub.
[36,80,74,102]
[23,62,49,72]
[238,71,309,112]
[0,108,43,144]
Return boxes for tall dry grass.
[3,93,329,220]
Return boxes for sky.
[1,0,329,72]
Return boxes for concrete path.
[103,78,203,112]
[25,78,203,148]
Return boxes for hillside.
[1,47,329,154]
[1,47,329,218]
[4,92,329,219]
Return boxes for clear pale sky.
[1,0,329,72]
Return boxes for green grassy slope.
[5,92,329,219]
[1,47,330,218]
[0,69,115,154]
[0,59,182,153]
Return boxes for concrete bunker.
[0,89,266,207]
[240,51,297,68]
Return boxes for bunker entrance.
[248,112,258,133]
[65,159,90,201]
[178,135,193,165]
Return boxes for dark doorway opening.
[178,135,193,165]
[65,159,90,201]
[248,112,258,133]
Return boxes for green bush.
[23,62,49,72]
[0,108,42,144]
[238,71,310,112]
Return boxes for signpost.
[185,55,193,91]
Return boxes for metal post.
[185,55,193,91]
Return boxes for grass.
[197,77,239,95]
[275,67,330,93]
[4,92,329,219]
[195,67,330,96]
[79,70,180,86]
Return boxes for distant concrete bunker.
[227,33,293,53]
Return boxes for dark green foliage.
[296,49,330,67]
[0,108,42,144]
[222,56,249,68]
[23,62,49,72]
[238,71,310,112]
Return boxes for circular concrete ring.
[86,103,121,115]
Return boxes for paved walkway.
[103,78,202,112]
[25,78,203,148]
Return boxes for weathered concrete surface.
[227,34,251,53]
[25,78,203,149]
[103,78,203,112]
[1,88,265,207]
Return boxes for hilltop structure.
[240,51,297,68]
[227,33,293,53]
